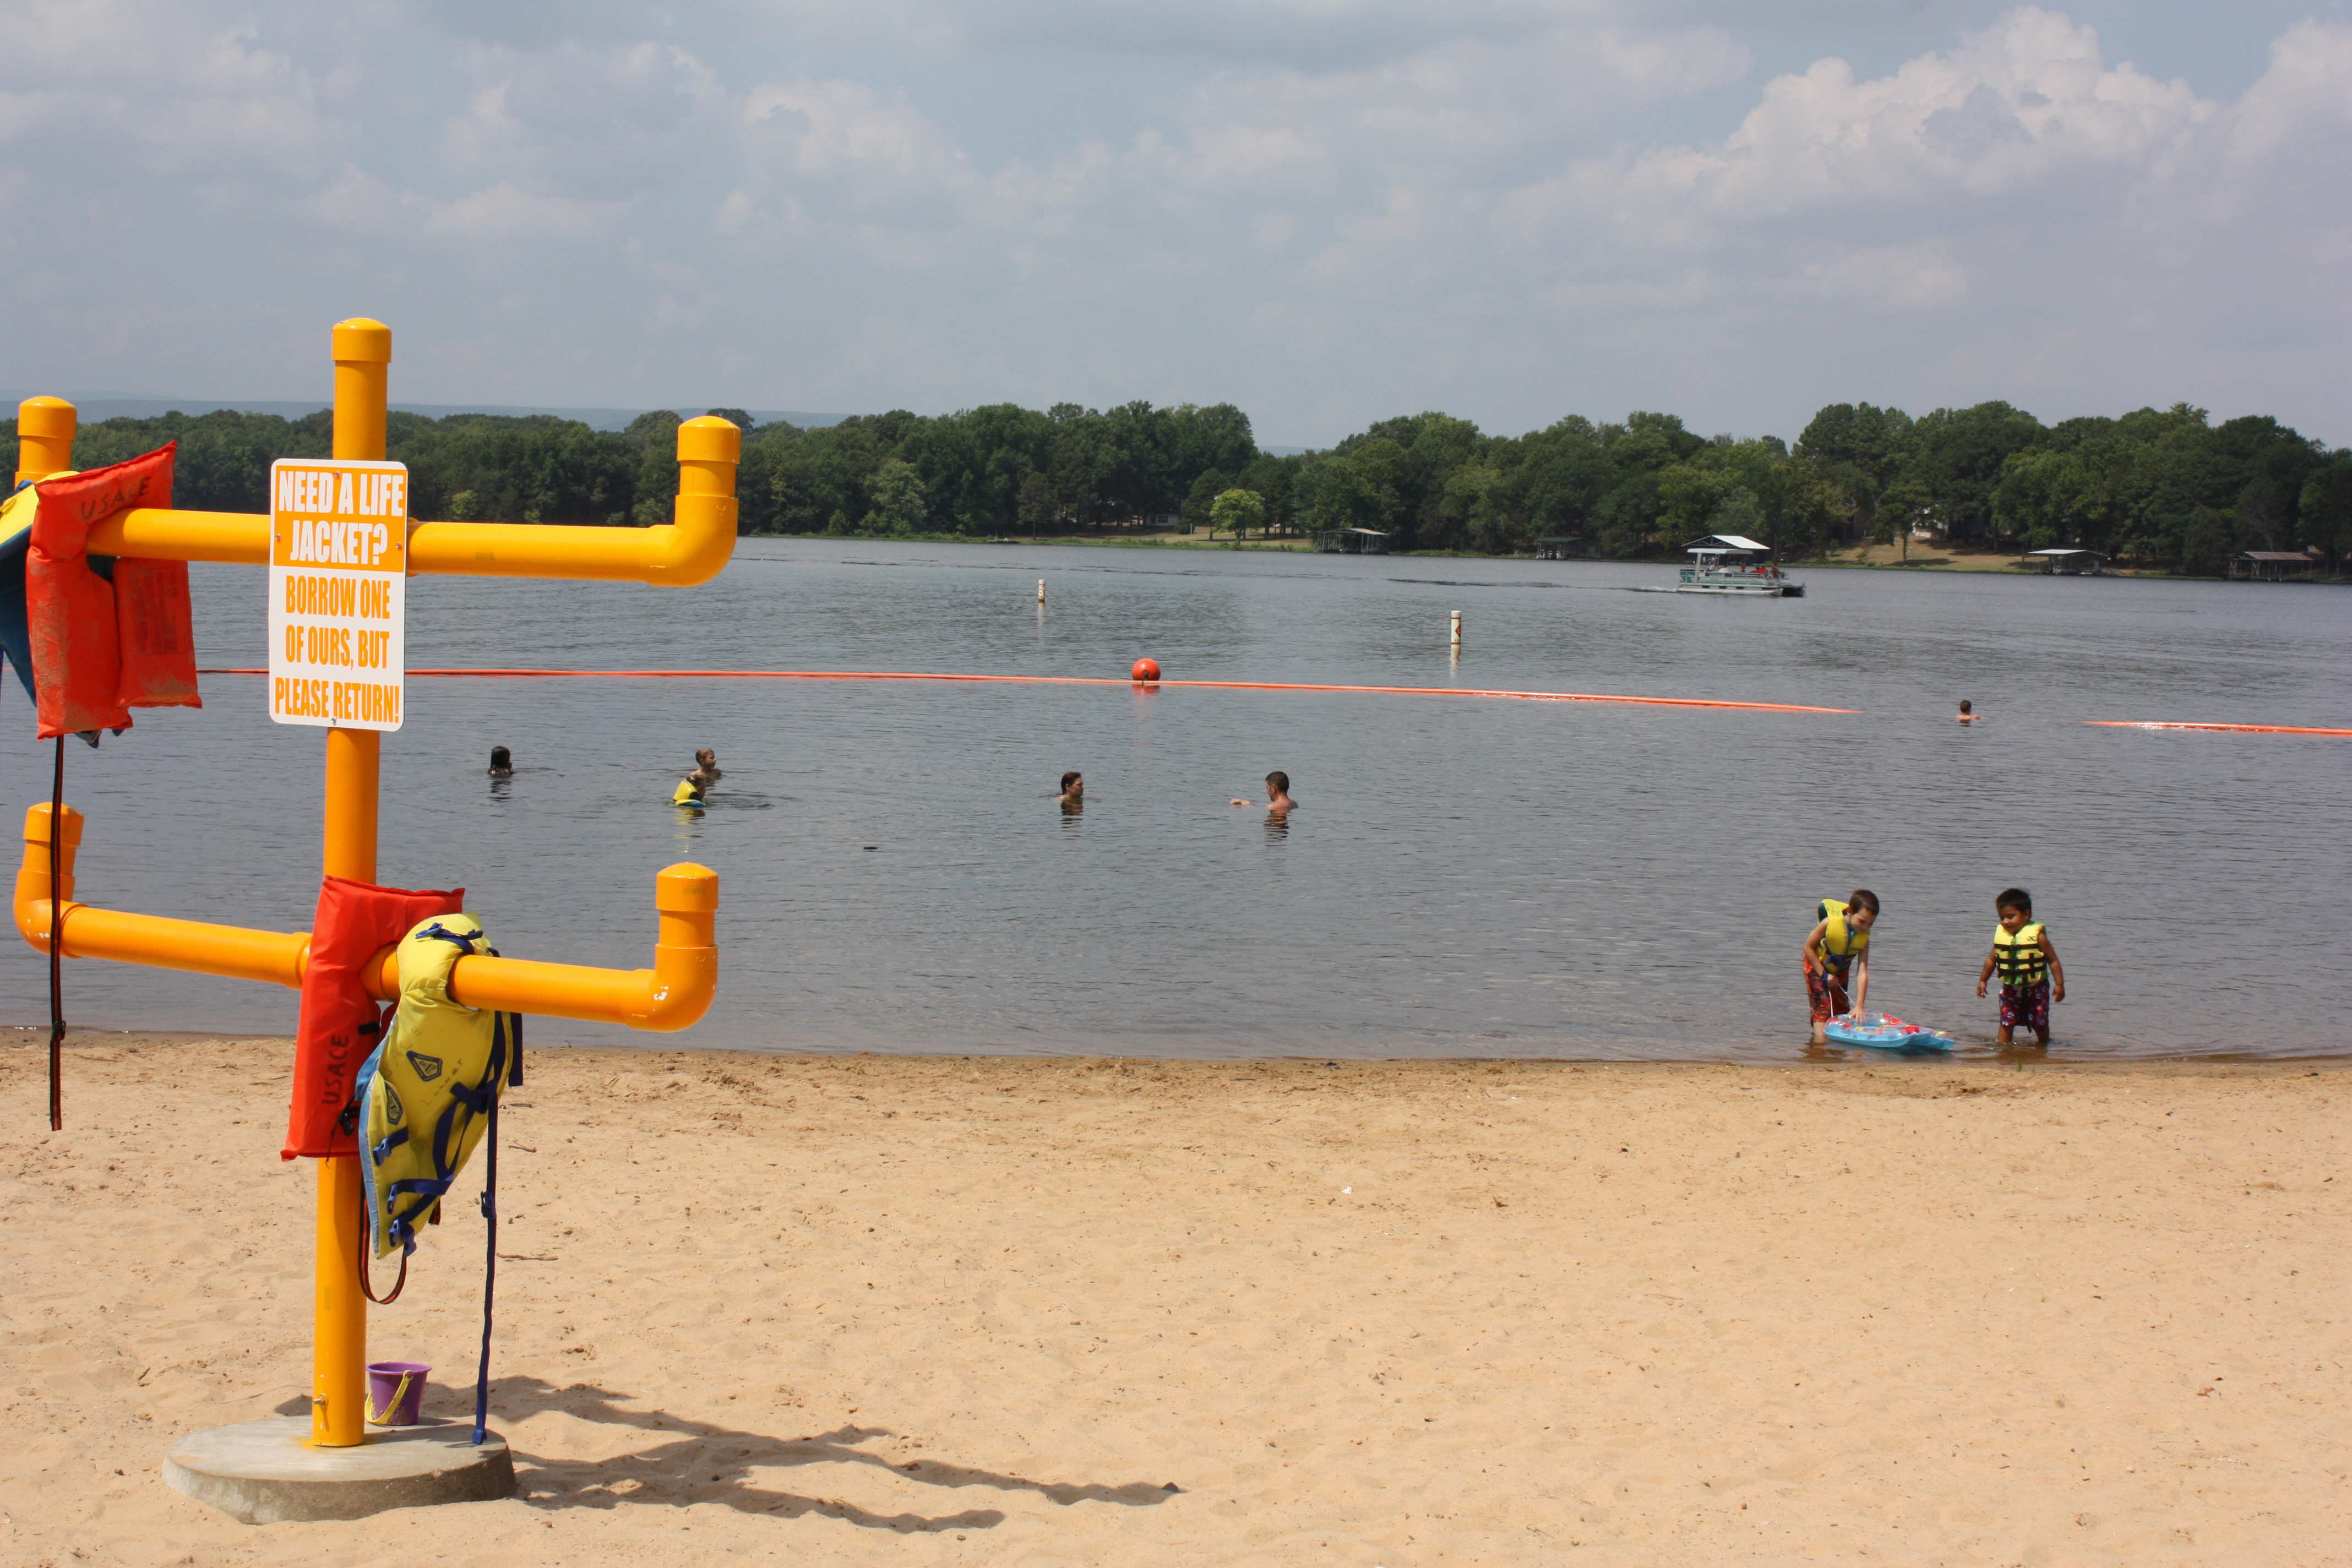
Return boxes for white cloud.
[421,182,628,241]
[313,164,625,241]
[0,2,2346,445]
[1529,7,2214,244]
[0,0,343,176]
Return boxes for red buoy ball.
[1131,657,1161,683]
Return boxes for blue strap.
[473,1097,499,1445]
[415,923,480,955]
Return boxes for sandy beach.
[2,1035,2345,1566]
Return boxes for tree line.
[5,396,2344,573]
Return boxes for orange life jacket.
[282,875,466,1161]
[25,444,202,738]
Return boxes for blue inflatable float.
[1823,1013,1958,1051]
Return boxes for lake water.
[7,542,2347,1062]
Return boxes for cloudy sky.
[4,0,2347,445]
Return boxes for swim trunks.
[1805,961,1849,1023]
[1999,979,2050,1033]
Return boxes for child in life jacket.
[1801,890,1878,1044]
[1977,887,2065,1046]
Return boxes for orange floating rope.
[196,668,1853,714]
[2088,720,2352,737]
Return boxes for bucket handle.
[365,1370,415,1427]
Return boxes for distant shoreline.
[741,531,2349,581]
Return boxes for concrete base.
[163,1417,513,1523]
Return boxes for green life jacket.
[356,913,520,1260]
[1815,898,1870,976]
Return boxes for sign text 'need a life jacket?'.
[268,460,407,731]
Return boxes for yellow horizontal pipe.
[18,805,718,1032]
[80,415,740,588]
[84,510,738,588]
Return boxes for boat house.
[1534,536,1594,559]
[1313,527,1391,555]
[2025,548,2109,576]
[2229,550,2321,581]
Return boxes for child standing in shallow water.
[1801,890,1878,1045]
[1977,887,2065,1046]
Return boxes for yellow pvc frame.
[13,319,734,1447]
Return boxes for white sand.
[3,1037,2346,1566]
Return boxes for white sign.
[268,459,407,731]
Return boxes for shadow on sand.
[286,1375,1178,1534]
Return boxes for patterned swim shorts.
[1805,962,1850,1023]
[2000,979,2051,1033]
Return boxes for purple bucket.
[365,1361,431,1427]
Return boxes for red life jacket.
[26,443,202,739]
[282,875,466,1161]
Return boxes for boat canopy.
[1684,534,1772,554]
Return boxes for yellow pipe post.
[313,318,391,1449]
[17,319,737,1453]
[14,396,76,485]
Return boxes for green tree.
[625,410,684,524]
[1016,471,1057,536]
[1210,488,1266,541]
[863,457,927,536]
[2296,457,2352,570]
[2181,506,2234,576]
[1900,401,2044,541]
[1182,468,1232,533]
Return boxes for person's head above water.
[488,745,513,777]
[696,748,717,769]
[1958,700,1972,715]
[1235,770,1296,812]
[1059,771,1084,801]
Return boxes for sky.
[3,0,2348,447]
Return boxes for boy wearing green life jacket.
[1977,888,2065,1046]
[1801,890,1879,1045]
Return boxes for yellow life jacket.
[357,913,520,1259]
[1991,922,2048,986]
[673,778,703,805]
[1815,898,1870,975]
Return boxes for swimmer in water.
[1957,700,1978,723]
[690,748,722,792]
[1059,771,1084,813]
[488,745,513,777]
[1232,770,1296,819]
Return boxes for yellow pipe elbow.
[18,804,309,985]
[15,803,81,954]
[368,862,719,1031]
[15,396,78,486]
